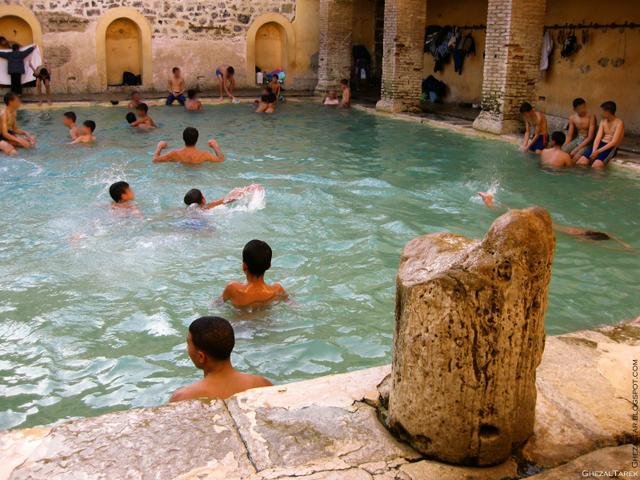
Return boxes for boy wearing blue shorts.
[577,101,624,169]
[520,102,548,154]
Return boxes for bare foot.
[477,192,494,207]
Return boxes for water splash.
[223,184,266,213]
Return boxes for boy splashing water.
[222,240,288,308]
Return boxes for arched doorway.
[105,17,141,86]
[255,22,286,72]
[0,15,33,46]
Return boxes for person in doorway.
[576,101,625,169]
[323,90,340,106]
[185,89,203,111]
[71,120,96,144]
[63,111,80,140]
[215,65,236,101]
[169,316,272,402]
[0,92,35,149]
[222,239,288,308]
[520,102,548,154]
[153,127,225,164]
[167,67,186,105]
[563,98,596,161]
[0,44,35,95]
[540,131,574,168]
[30,61,51,105]
[339,79,351,108]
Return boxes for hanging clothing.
[453,33,476,75]
[540,30,553,71]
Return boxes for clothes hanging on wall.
[540,30,553,71]
[453,33,476,75]
[425,27,476,74]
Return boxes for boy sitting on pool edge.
[170,316,272,402]
[222,239,288,308]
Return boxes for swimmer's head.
[109,181,134,203]
[184,188,205,206]
[136,103,149,115]
[82,120,96,135]
[3,92,19,108]
[63,111,76,127]
[183,127,199,146]
[242,239,272,278]
[329,90,338,99]
[172,66,181,75]
[340,79,349,88]
[550,131,565,147]
[572,97,587,116]
[126,112,136,124]
[584,230,611,241]
[520,102,533,115]
[600,101,617,119]
[187,316,235,368]
[227,66,235,77]
[187,89,198,100]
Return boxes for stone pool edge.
[2,320,639,479]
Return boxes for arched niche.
[246,13,296,82]
[96,8,152,89]
[0,5,43,51]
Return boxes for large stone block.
[387,208,555,466]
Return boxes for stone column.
[315,0,354,94]
[375,0,426,113]
[473,0,547,134]
[387,208,555,466]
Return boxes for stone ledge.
[2,324,639,479]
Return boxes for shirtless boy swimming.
[167,67,186,106]
[130,103,157,129]
[215,65,236,101]
[222,239,288,308]
[185,89,203,111]
[71,120,96,144]
[63,111,80,140]
[1,92,36,152]
[576,101,624,169]
[520,102,548,153]
[109,181,135,206]
[169,316,272,402]
[563,98,596,160]
[184,188,233,209]
[540,131,573,168]
[153,127,224,164]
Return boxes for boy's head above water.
[136,103,149,116]
[187,89,198,100]
[183,127,199,146]
[187,316,235,368]
[63,111,76,127]
[184,188,205,206]
[126,112,136,124]
[82,120,96,135]
[550,131,565,147]
[109,181,134,203]
[4,92,20,108]
[242,239,272,278]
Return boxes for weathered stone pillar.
[315,0,354,94]
[387,208,555,466]
[473,0,547,134]
[375,0,426,113]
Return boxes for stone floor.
[2,321,639,480]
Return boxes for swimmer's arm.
[70,136,86,144]
[204,197,226,209]
[275,283,289,301]
[1,116,25,146]
[522,121,531,148]
[169,385,195,403]
[221,283,239,303]
[222,77,234,98]
[148,117,158,128]
[207,139,225,162]
[153,141,178,162]
[589,123,605,157]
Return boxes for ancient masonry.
[315,0,354,93]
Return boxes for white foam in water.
[469,179,500,204]
[222,184,266,213]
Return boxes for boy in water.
[109,181,135,207]
[339,79,351,108]
[576,101,625,169]
[184,188,234,209]
[269,75,282,102]
[185,89,203,111]
[222,239,288,308]
[520,102,548,153]
[153,127,224,164]
[540,131,573,168]
[323,90,340,106]
[130,103,157,129]
[215,65,236,101]
[71,120,96,144]
[170,316,272,402]
[0,92,36,150]
[167,67,186,106]
[127,91,143,109]
[255,87,276,113]
[63,111,80,140]
[563,97,596,161]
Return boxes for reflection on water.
[0,104,638,429]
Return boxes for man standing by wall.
[0,44,35,95]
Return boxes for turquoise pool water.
[1,103,639,430]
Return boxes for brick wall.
[473,0,546,134]
[376,0,426,112]
[315,0,354,93]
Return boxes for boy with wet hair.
[563,98,596,160]
[130,103,157,129]
[183,188,231,210]
[153,127,225,164]
[71,120,96,143]
[222,239,288,308]
[577,101,625,169]
[520,102,548,154]
[540,131,573,168]
[185,89,203,111]
[109,181,135,204]
[170,316,272,402]
[63,111,80,140]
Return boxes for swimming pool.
[1,102,639,430]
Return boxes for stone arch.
[96,8,152,89]
[0,5,43,51]
[246,13,295,83]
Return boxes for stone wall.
[0,0,320,93]
[315,0,354,93]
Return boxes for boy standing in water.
[222,239,288,308]
[215,65,236,101]
[185,89,203,111]
[167,67,186,105]
[170,316,272,402]
[131,103,157,129]
[540,131,573,168]
[563,97,595,161]
[71,120,96,144]
[520,102,548,153]
[576,101,625,169]
[153,127,224,164]
[63,111,80,140]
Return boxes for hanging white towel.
[540,31,553,71]
[0,44,41,86]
